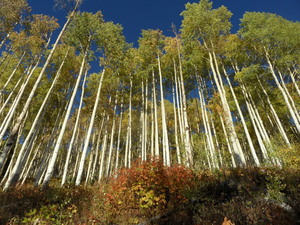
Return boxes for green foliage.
[181,0,232,44]
[266,170,286,202]
[0,184,94,224]
[21,203,78,224]
[276,143,300,169]
[63,11,103,54]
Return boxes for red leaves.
[101,159,195,219]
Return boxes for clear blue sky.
[28,0,300,45]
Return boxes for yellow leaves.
[117,200,123,205]
[139,190,166,209]
[276,143,300,169]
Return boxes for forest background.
[0,0,299,224]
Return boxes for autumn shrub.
[96,158,195,224]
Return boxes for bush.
[96,158,195,224]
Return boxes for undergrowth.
[1,159,299,224]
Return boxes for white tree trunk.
[3,50,69,190]
[172,83,181,164]
[265,52,300,133]
[206,45,246,166]
[42,52,88,188]
[61,68,87,186]
[75,70,105,186]
[257,77,291,146]
[157,55,170,166]
[106,92,118,177]
[152,70,159,158]
[224,68,260,166]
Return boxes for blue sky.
[28,0,300,45]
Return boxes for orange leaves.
[101,158,195,219]
[222,217,235,225]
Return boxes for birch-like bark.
[152,70,159,158]
[141,81,145,161]
[90,114,105,181]
[0,52,25,97]
[34,102,66,186]
[85,150,94,185]
[20,141,42,185]
[277,69,300,120]
[205,43,246,166]
[0,64,27,116]
[114,100,123,174]
[143,80,148,161]
[61,69,87,185]
[175,71,184,145]
[224,68,260,166]
[241,86,269,161]
[157,54,170,166]
[42,52,88,188]
[98,122,109,181]
[265,52,300,133]
[288,69,300,98]
[175,38,193,166]
[106,92,118,177]
[210,117,222,167]
[124,78,132,167]
[257,77,291,146]
[3,50,69,189]
[172,83,181,164]
[75,70,105,186]
[219,115,236,167]
[0,53,42,140]
[150,90,154,157]
[1,1,78,140]
[198,80,218,168]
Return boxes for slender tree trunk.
[3,50,69,189]
[241,85,269,161]
[0,52,25,97]
[125,78,132,167]
[106,92,118,177]
[99,121,109,181]
[144,80,148,160]
[85,150,94,185]
[172,83,181,164]
[257,77,291,146]
[288,69,300,98]
[75,70,105,186]
[219,115,236,167]
[265,51,300,133]
[0,64,27,116]
[150,90,154,158]
[0,53,42,140]
[91,115,106,181]
[141,81,145,161]
[224,68,260,166]
[157,54,170,166]
[42,52,88,188]
[61,68,88,186]
[205,41,246,166]
[152,70,159,158]
[198,79,218,168]
[114,101,123,174]
[20,141,42,185]
[178,67,193,167]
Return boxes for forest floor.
[1,161,300,224]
